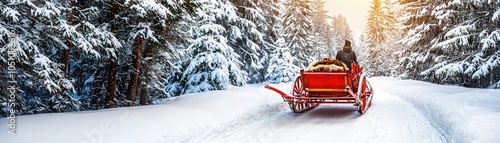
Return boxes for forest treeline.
[364,0,500,89]
[0,0,352,116]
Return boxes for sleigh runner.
[265,58,374,114]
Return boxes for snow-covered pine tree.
[398,0,500,88]
[381,0,398,42]
[57,0,123,110]
[164,1,206,97]
[228,0,267,83]
[265,38,299,83]
[432,0,500,88]
[258,0,281,83]
[135,0,201,105]
[86,0,201,107]
[0,0,96,113]
[397,0,440,78]
[308,32,329,59]
[92,0,122,109]
[281,0,314,68]
[0,79,7,117]
[0,9,27,116]
[383,0,405,76]
[367,0,386,46]
[165,61,188,96]
[309,0,333,59]
[164,3,197,97]
[355,33,370,66]
[61,0,123,110]
[330,14,353,52]
[365,0,399,76]
[77,0,131,109]
[120,0,177,106]
[0,66,6,116]
[174,0,248,94]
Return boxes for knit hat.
[344,40,351,46]
[343,40,352,53]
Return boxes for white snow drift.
[1,77,499,143]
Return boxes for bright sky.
[324,0,372,39]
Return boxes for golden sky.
[324,0,372,38]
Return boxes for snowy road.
[5,77,497,143]
[166,84,448,143]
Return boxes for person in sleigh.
[336,40,357,70]
[307,40,358,72]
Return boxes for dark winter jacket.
[336,46,357,70]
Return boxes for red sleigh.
[265,60,374,114]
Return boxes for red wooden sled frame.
[265,63,374,114]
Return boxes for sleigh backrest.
[301,71,351,97]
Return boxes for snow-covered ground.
[371,77,500,143]
[1,77,499,143]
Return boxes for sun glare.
[324,0,374,37]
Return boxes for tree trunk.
[137,72,148,105]
[139,43,152,105]
[105,1,120,109]
[126,36,142,106]
[61,49,70,78]
[61,0,76,78]
[105,59,118,108]
[139,83,149,105]
[91,66,106,109]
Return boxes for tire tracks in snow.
[350,90,448,143]
[159,84,448,143]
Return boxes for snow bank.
[0,83,288,143]
[370,77,500,143]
